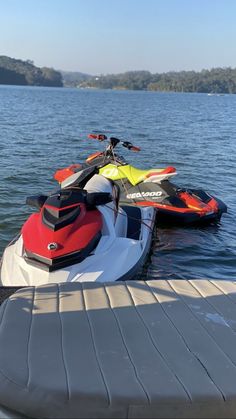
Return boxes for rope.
[104,203,155,233]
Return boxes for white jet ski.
[0,167,155,286]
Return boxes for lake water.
[0,85,235,280]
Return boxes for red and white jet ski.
[0,167,155,287]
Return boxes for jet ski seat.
[85,174,120,210]
[113,165,177,186]
[85,173,114,194]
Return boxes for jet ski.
[54,134,227,225]
[0,166,155,287]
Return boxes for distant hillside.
[61,70,92,87]
[81,68,236,93]
[0,56,63,87]
[2,57,236,93]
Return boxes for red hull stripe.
[135,199,218,215]
[45,202,80,211]
[145,166,176,178]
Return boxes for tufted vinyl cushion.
[1,281,236,418]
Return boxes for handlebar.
[122,141,141,152]
[87,134,141,152]
[88,134,107,141]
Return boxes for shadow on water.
[147,219,236,281]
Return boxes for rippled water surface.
[0,86,235,280]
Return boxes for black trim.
[24,232,101,272]
[26,195,48,210]
[162,195,188,208]
[189,189,212,203]
[118,206,153,282]
[86,192,112,207]
[43,205,81,231]
[45,189,87,209]
[64,165,99,188]
[86,154,127,168]
[122,205,142,240]
[42,189,86,231]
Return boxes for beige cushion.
[0,280,236,418]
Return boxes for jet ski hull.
[117,180,227,225]
[54,159,227,226]
[154,197,227,225]
[0,206,155,287]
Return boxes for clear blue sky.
[1,0,236,74]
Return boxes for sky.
[1,0,236,75]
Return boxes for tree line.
[1,57,236,93]
[79,68,236,93]
[0,56,63,87]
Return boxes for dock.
[1,280,236,418]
